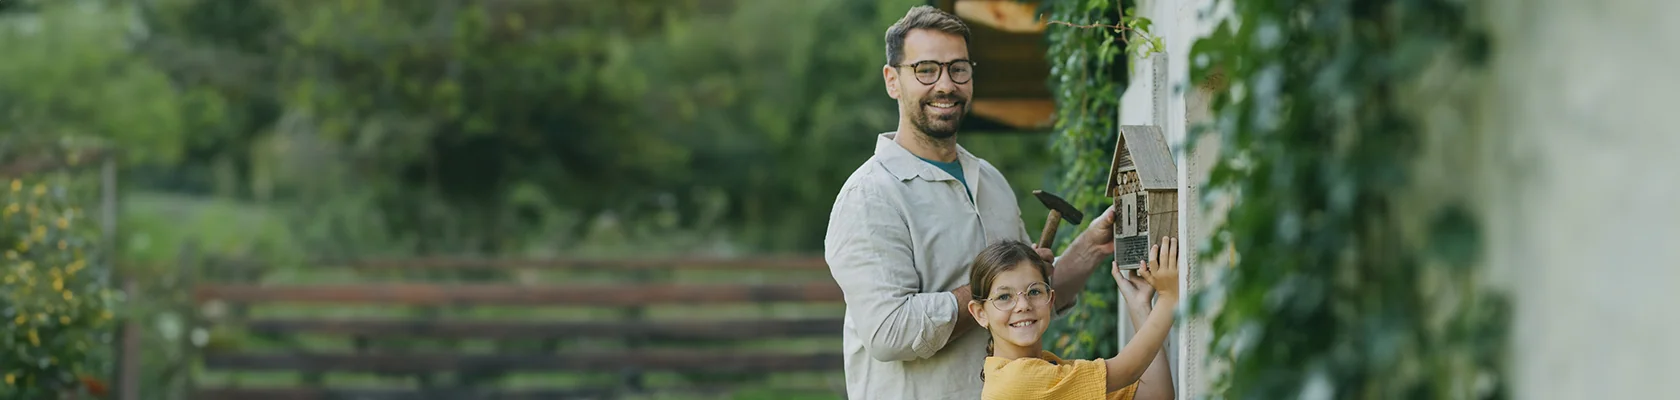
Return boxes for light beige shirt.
[825,132,1032,399]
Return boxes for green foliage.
[0,2,216,165]
[1039,0,1156,361]
[0,173,115,397]
[1190,0,1508,398]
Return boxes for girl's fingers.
[1167,237,1179,270]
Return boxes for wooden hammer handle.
[1037,209,1061,249]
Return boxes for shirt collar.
[874,132,976,182]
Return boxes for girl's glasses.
[982,283,1051,311]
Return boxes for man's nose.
[933,69,960,92]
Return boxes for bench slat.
[242,318,843,340]
[203,351,843,374]
[195,283,842,306]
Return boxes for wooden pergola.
[931,0,1055,133]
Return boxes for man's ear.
[883,64,901,99]
[967,300,988,329]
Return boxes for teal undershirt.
[917,156,973,204]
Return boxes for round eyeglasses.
[980,283,1052,311]
[895,60,977,85]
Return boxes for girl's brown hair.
[968,240,1053,303]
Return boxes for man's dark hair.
[884,6,971,66]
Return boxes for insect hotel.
[1108,125,1179,267]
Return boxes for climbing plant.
[1039,0,1159,360]
[1190,0,1508,398]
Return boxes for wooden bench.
[187,256,845,399]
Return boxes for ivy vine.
[1191,0,1509,398]
[1039,0,1157,360]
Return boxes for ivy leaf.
[1427,204,1481,270]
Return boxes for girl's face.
[967,263,1055,355]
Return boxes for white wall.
[1476,0,1680,397]
[1116,0,1225,397]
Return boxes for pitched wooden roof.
[1117,125,1177,190]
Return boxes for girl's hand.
[1113,260,1155,308]
[1137,237,1179,298]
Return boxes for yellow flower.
[32,225,47,240]
[13,314,24,325]
[59,316,69,325]
[66,260,84,275]
[100,310,113,321]
[36,313,45,322]
[58,240,67,250]
[63,291,73,301]
[16,241,28,252]
[5,373,12,385]
[56,217,68,229]
[53,278,64,291]
[9,179,18,192]
[32,183,45,196]
[27,329,39,346]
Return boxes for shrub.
[1,175,115,398]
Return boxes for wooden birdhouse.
[1107,125,1178,267]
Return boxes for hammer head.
[1032,190,1084,225]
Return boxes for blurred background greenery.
[1,0,1059,398]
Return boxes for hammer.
[1032,190,1085,249]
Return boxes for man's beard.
[908,95,968,139]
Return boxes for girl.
[967,237,1179,400]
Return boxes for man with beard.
[824,6,1120,399]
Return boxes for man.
[824,6,1119,399]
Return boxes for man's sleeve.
[825,183,960,362]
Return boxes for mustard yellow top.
[981,350,1139,400]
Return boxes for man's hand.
[1034,246,1055,264]
[1071,205,1117,258]
[1113,260,1155,308]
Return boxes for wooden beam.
[202,351,844,374]
[240,318,843,340]
[194,283,844,306]
[954,0,1046,33]
[971,99,1056,130]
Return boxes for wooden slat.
[218,255,829,271]
[241,318,843,340]
[192,387,612,400]
[193,386,840,400]
[203,351,843,374]
[194,283,842,306]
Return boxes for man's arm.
[1047,206,1118,312]
[946,285,979,344]
[826,184,965,362]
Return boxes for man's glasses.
[981,283,1051,311]
[895,60,976,85]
